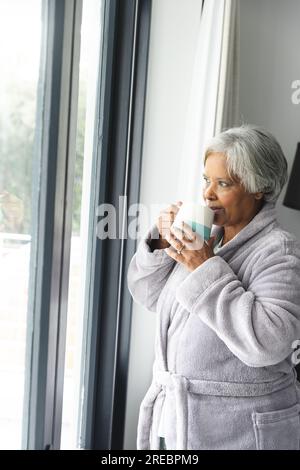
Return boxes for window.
[0,0,151,450]
[60,0,103,449]
[0,0,42,449]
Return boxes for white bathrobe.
[127,202,300,450]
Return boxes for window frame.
[24,0,83,450]
[0,0,215,450]
[79,0,152,450]
[22,0,151,450]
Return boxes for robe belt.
[137,368,297,450]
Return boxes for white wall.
[239,0,300,238]
[123,0,202,450]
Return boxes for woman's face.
[203,152,263,231]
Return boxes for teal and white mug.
[172,202,214,241]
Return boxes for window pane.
[60,0,103,450]
[0,0,42,449]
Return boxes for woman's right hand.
[151,201,182,250]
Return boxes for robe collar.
[211,201,278,257]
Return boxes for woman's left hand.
[165,222,215,272]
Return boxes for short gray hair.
[204,124,288,203]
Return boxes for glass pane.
[60,0,104,450]
[0,0,42,449]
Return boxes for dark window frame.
[22,0,151,450]
[24,0,82,450]
[80,0,152,450]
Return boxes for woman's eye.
[203,178,231,188]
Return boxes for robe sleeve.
[127,224,175,312]
[175,240,300,367]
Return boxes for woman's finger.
[206,236,216,249]
[170,225,185,242]
[166,232,184,252]
[164,246,181,261]
[180,222,197,241]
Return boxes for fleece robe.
[127,202,300,450]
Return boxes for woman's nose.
[203,183,217,200]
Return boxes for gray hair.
[204,124,288,203]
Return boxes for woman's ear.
[254,192,264,200]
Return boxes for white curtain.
[177,0,240,203]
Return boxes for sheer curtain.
[177,0,240,203]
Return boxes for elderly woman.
[127,125,300,450]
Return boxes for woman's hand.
[152,201,183,250]
[164,222,215,271]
